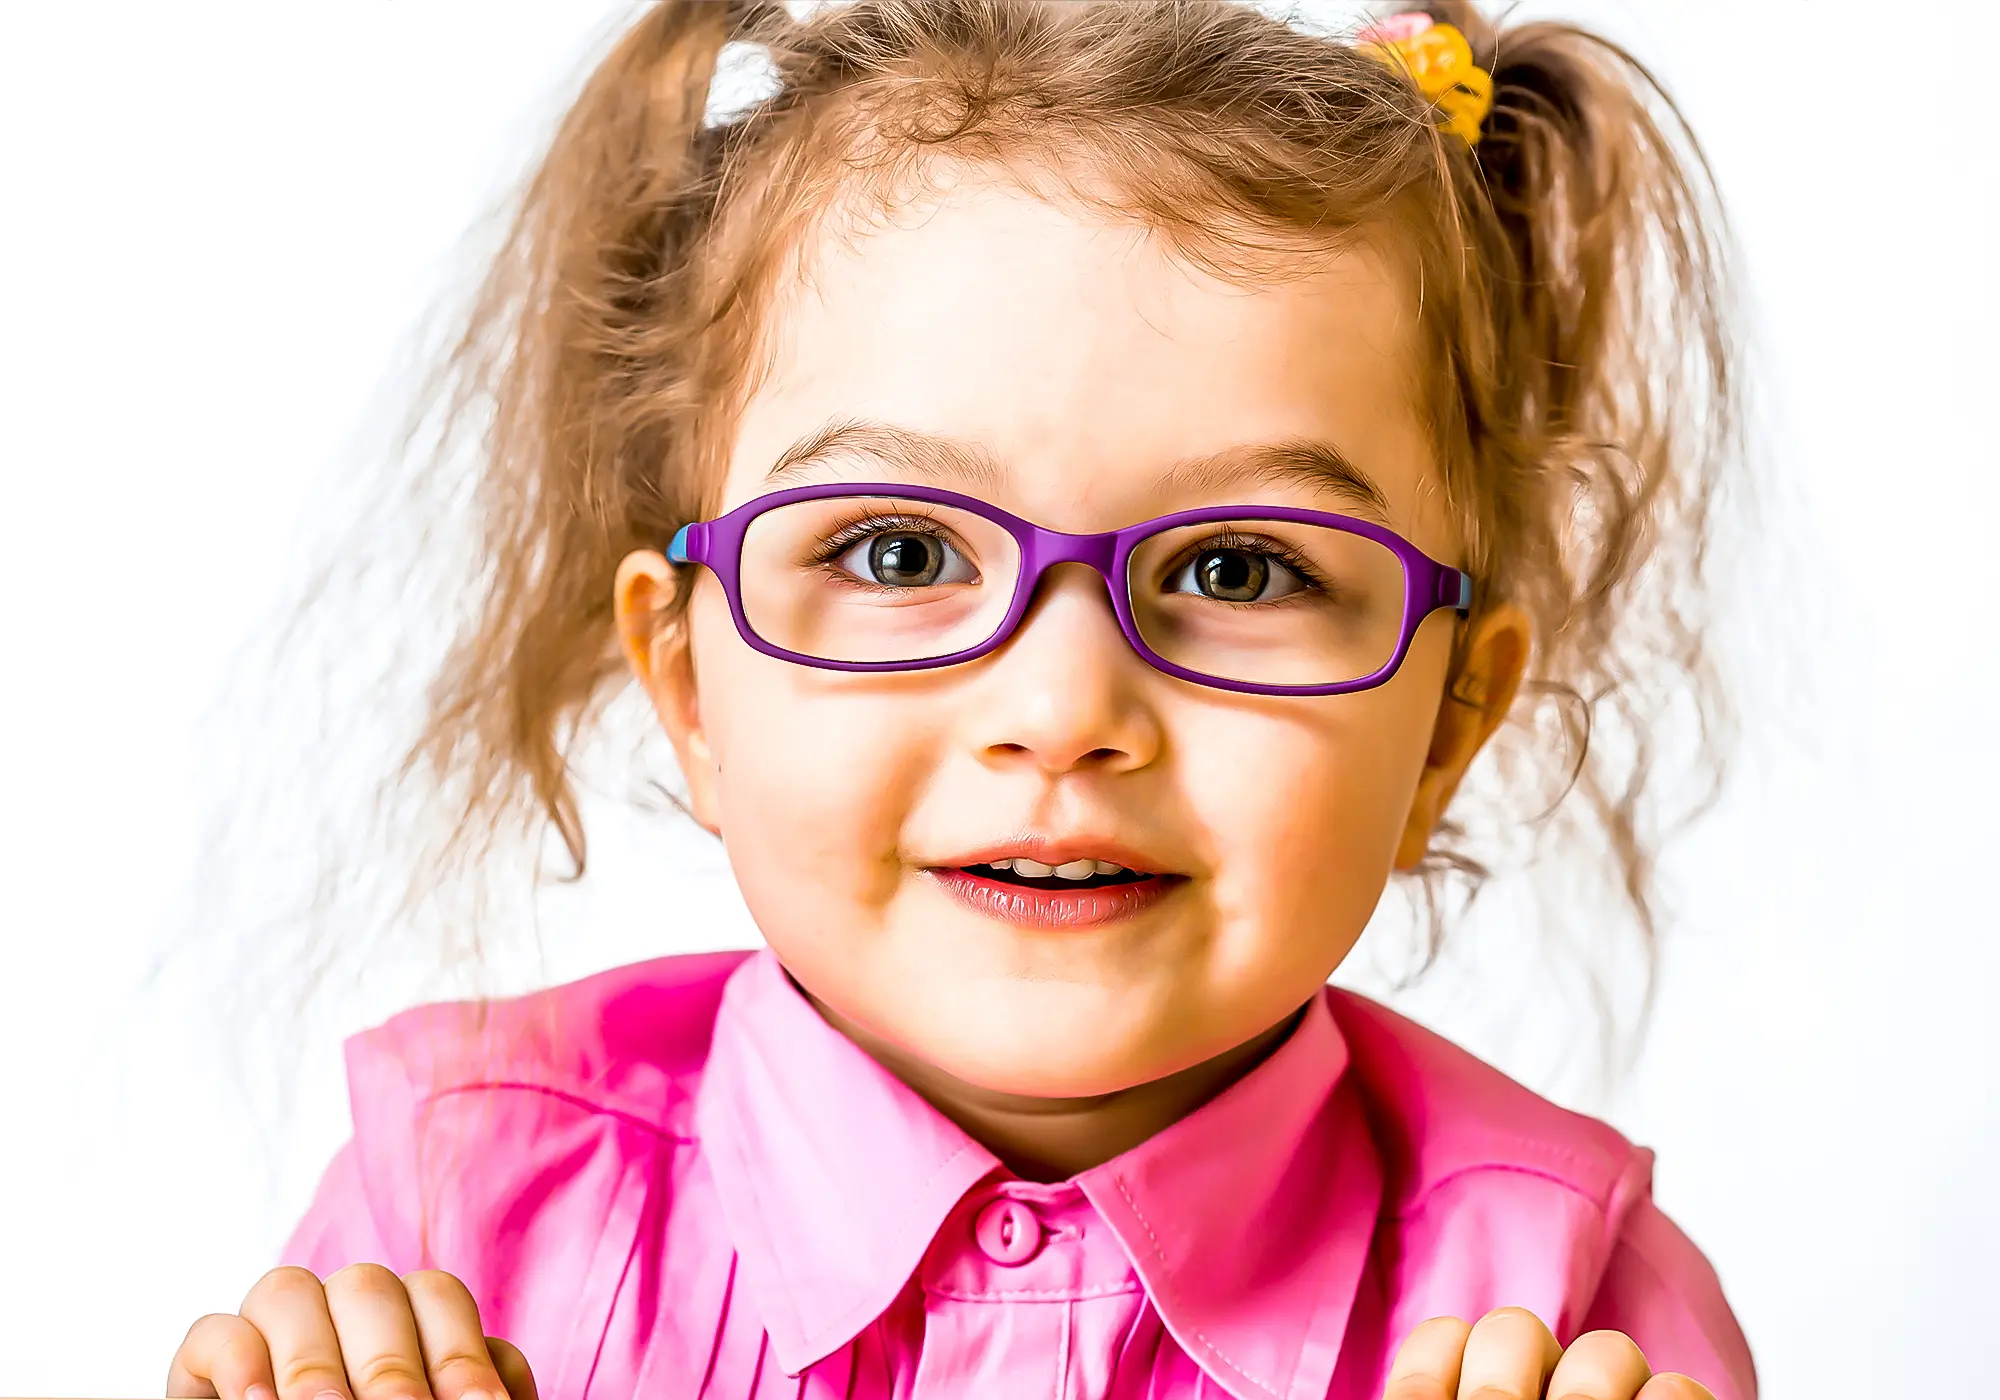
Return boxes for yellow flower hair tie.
[1357,13,1494,147]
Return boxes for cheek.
[689,597,935,932]
[1191,654,1444,960]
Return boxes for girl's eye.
[1169,546,1307,603]
[832,529,976,588]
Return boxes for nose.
[966,562,1163,777]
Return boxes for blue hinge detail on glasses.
[668,523,693,563]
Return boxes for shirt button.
[972,1197,1043,1266]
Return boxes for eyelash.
[1166,530,1332,597]
[801,515,1333,600]
[804,509,960,569]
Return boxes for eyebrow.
[763,417,1394,521]
[764,419,1007,493]
[1155,439,1393,522]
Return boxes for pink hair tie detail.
[1354,13,1435,46]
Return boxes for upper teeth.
[989,858,1128,879]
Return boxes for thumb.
[485,1336,538,1400]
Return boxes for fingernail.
[246,1388,275,1400]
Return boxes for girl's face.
[620,179,1526,1098]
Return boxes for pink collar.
[692,949,1384,1400]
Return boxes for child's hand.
[166,1265,537,1400]
[1386,1309,1713,1399]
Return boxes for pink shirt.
[281,947,1756,1399]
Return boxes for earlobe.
[1393,603,1532,870]
[614,549,724,836]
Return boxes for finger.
[1383,1316,1474,1400]
[167,1312,276,1400]
[401,1270,512,1400]
[485,1337,539,1400]
[1635,1374,1716,1400]
[1457,1306,1562,1399]
[237,1266,354,1400]
[1546,1330,1651,1400]
[320,1263,434,1400]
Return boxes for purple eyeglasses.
[667,482,1472,697]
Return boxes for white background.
[2,2,1995,1395]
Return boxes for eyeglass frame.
[665,481,1474,697]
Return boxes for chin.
[910,994,1223,1101]
[934,1037,1171,1100]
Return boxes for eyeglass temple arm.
[1443,568,1473,616]
[668,523,705,564]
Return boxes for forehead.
[725,175,1446,542]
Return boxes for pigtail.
[394,0,803,1268]
[1393,2,1741,1057]
[413,0,789,881]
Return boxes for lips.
[922,839,1187,929]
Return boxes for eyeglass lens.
[737,494,1409,686]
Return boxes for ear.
[614,549,723,836]
[1393,602,1532,870]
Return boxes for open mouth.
[959,858,1152,890]
[929,855,1183,928]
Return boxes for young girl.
[170,1,1753,1397]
